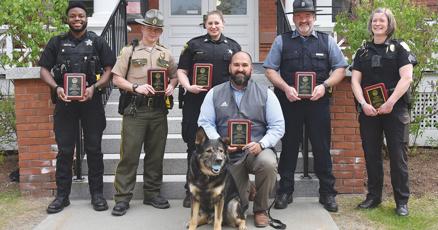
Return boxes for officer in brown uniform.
[111,9,178,216]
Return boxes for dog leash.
[267,198,287,229]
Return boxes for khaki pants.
[114,104,168,203]
[229,148,278,212]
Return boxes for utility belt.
[118,90,173,115]
[133,95,165,108]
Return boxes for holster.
[118,90,133,115]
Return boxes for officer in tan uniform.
[111,9,178,216]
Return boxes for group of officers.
[38,0,417,227]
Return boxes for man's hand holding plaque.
[64,73,86,100]
[147,69,168,95]
[294,72,316,98]
[228,119,251,149]
[363,83,388,109]
[193,63,213,90]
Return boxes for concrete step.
[101,134,284,154]
[70,173,319,199]
[104,116,182,134]
[82,152,315,175]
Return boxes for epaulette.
[224,36,238,44]
[156,42,168,50]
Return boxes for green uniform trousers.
[114,104,168,203]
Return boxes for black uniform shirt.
[178,33,241,86]
[352,39,414,89]
[38,31,115,70]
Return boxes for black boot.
[319,195,338,212]
[357,197,381,209]
[112,201,130,216]
[91,194,108,211]
[47,196,70,214]
[396,204,409,216]
[274,193,293,209]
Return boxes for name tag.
[315,53,325,57]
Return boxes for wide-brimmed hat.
[291,0,320,13]
[135,9,164,27]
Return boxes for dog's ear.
[195,127,208,145]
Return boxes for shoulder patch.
[180,43,189,54]
[400,41,411,52]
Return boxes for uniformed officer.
[263,0,348,212]
[111,9,178,216]
[351,8,416,216]
[177,10,241,208]
[39,2,115,214]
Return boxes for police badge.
[157,52,169,68]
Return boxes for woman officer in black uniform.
[177,10,241,208]
[351,8,416,216]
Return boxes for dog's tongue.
[212,164,221,173]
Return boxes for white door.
[159,0,258,62]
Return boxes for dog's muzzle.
[211,158,224,174]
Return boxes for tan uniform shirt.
[112,42,177,84]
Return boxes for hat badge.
[152,18,157,25]
[301,1,306,7]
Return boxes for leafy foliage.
[334,0,438,145]
[0,93,15,155]
[0,0,68,67]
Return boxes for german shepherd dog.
[187,128,247,230]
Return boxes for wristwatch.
[132,83,139,92]
[259,142,266,150]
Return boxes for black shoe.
[183,193,191,208]
[91,194,108,211]
[357,197,381,209]
[319,195,338,212]
[274,193,293,209]
[396,204,409,216]
[112,201,130,216]
[47,197,70,214]
[143,195,170,209]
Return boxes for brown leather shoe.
[249,182,256,202]
[254,211,269,228]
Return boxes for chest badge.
[157,52,169,68]
[85,39,93,46]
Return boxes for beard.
[297,23,313,36]
[231,72,250,86]
[69,21,87,33]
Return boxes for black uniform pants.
[181,92,206,192]
[359,105,410,205]
[277,95,337,196]
[53,95,106,198]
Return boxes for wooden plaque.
[227,119,251,147]
[147,69,168,94]
[193,63,213,90]
[364,83,388,109]
[295,72,316,98]
[63,73,86,100]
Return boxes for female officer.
[351,8,416,216]
[177,10,241,208]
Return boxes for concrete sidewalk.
[35,198,338,230]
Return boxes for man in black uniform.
[39,2,115,214]
[177,10,241,207]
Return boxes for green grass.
[362,195,438,230]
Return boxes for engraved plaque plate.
[228,119,252,147]
[147,69,168,94]
[295,72,316,98]
[364,83,388,109]
[193,63,213,90]
[64,73,86,100]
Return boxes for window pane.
[217,0,247,15]
[171,0,202,15]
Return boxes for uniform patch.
[132,58,147,66]
[400,42,411,52]
[85,39,93,46]
[180,43,188,54]
[157,52,169,68]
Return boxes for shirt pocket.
[311,53,328,71]
[193,50,207,62]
